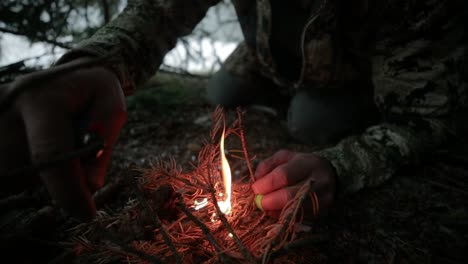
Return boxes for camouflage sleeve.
[315,35,467,197]
[56,0,220,95]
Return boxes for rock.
[193,114,211,126]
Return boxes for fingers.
[252,154,312,195]
[255,150,295,179]
[21,101,96,220]
[251,153,337,219]
[258,186,298,211]
[11,64,124,221]
[252,164,289,194]
[256,184,324,219]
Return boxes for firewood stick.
[262,178,314,263]
[97,229,163,264]
[210,191,257,264]
[132,182,182,264]
[175,193,229,263]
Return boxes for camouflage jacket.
[58,0,467,196]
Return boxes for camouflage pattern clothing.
[57,0,467,197]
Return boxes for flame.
[193,128,232,215]
[217,128,232,214]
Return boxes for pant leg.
[206,42,288,108]
[287,82,379,146]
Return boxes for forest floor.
[1,72,467,263]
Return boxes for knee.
[287,89,374,146]
[206,67,254,108]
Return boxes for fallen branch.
[176,193,228,263]
[210,191,256,264]
[262,178,315,263]
[131,174,182,264]
[97,229,163,264]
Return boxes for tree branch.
[0,27,71,49]
[101,0,111,24]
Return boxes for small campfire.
[68,107,319,263]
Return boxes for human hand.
[251,150,336,219]
[0,57,127,220]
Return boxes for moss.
[126,72,208,114]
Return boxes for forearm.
[315,117,453,196]
[317,5,467,196]
[57,0,220,95]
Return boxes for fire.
[192,128,232,215]
[217,128,232,214]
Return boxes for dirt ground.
[1,72,467,263]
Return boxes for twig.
[0,52,62,73]
[176,193,229,263]
[97,229,163,264]
[132,179,182,264]
[0,26,72,49]
[210,191,257,264]
[207,107,256,263]
[236,107,255,183]
[262,178,314,263]
[0,61,26,75]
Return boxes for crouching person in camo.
[0,0,466,220]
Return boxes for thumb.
[256,186,299,211]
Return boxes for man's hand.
[252,150,336,219]
[0,58,127,220]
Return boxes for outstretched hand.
[252,150,336,219]
[0,58,127,220]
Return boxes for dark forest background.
[0,0,242,81]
